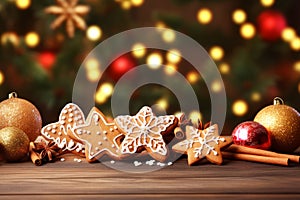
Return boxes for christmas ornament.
[0,127,30,162]
[109,55,136,81]
[45,0,90,38]
[232,121,271,150]
[257,10,286,41]
[0,92,42,141]
[38,52,56,70]
[254,97,300,153]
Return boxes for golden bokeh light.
[166,49,181,64]
[95,92,108,104]
[86,25,102,41]
[281,27,296,42]
[85,58,100,71]
[290,37,300,51]
[87,70,101,82]
[232,9,247,24]
[15,0,31,9]
[298,82,300,94]
[121,1,131,10]
[1,32,19,46]
[219,63,230,74]
[294,61,300,73]
[186,71,199,84]
[232,100,248,116]
[0,71,4,85]
[131,43,146,58]
[211,80,223,93]
[25,32,40,48]
[130,0,144,7]
[147,53,163,69]
[162,29,176,43]
[155,21,166,29]
[251,92,261,102]
[99,82,114,97]
[260,0,275,7]
[209,46,224,61]
[156,98,169,110]
[197,8,213,24]
[240,23,256,39]
[164,63,177,76]
[189,110,202,124]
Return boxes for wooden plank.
[0,156,300,197]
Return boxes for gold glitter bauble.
[0,92,42,141]
[0,127,30,162]
[254,97,300,153]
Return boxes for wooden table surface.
[1,154,300,200]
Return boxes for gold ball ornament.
[0,127,30,162]
[254,97,300,153]
[0,92,42,141]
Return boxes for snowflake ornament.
[172,124,232,165]
[45,0,90,38]
[114,106,178,162]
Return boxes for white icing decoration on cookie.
[115,106,175,156]
[180,125,225,158]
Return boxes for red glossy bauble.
[109,55,136,81]
[232,121,271,150]
[38,52,56,70]
[257,10,286,41]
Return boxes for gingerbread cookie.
[172,124,232,165]
[41,103,85,156]
[114,106,178,162]
[72,107,125,162]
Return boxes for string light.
[209,46,224,61]
[281,27,296,42]
[290,37,300,51]
[85,58,100,71]
[189,110,202,124]
[240,23,256,39]
[1,32,19,46]
[166,49,181,64]
[232,9,247,24]
[251,92,261,102]
[186,71,199,84]
[86,25,102,41]
[294,61,300,73]
[15,0,31,9]
[232,100,248,116]
[219,63,230,74]
[260,0,275,7]
[211,80,223,93]
[162,29,176,43]
[164,63,177,76]
[0,71,4,85]
[130,0,144,7]
[131,43,146,58]
[147,53,163,69]
[25,32,40,47]
[156,98,169,110]
[197,8,213,24]
[95,92,108,104]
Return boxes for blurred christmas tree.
[0,0,299,133]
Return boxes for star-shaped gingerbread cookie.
[114,106,178,162]
[72,107,124,162]
[41,103,85,156]
[172,124,232,165]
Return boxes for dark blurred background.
[0,0,299,134]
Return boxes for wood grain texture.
[0,154,300,199]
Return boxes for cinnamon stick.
[226,144,300,163]
[29,142,43,166]
[222,151,289,166]
[174,127,185,140]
